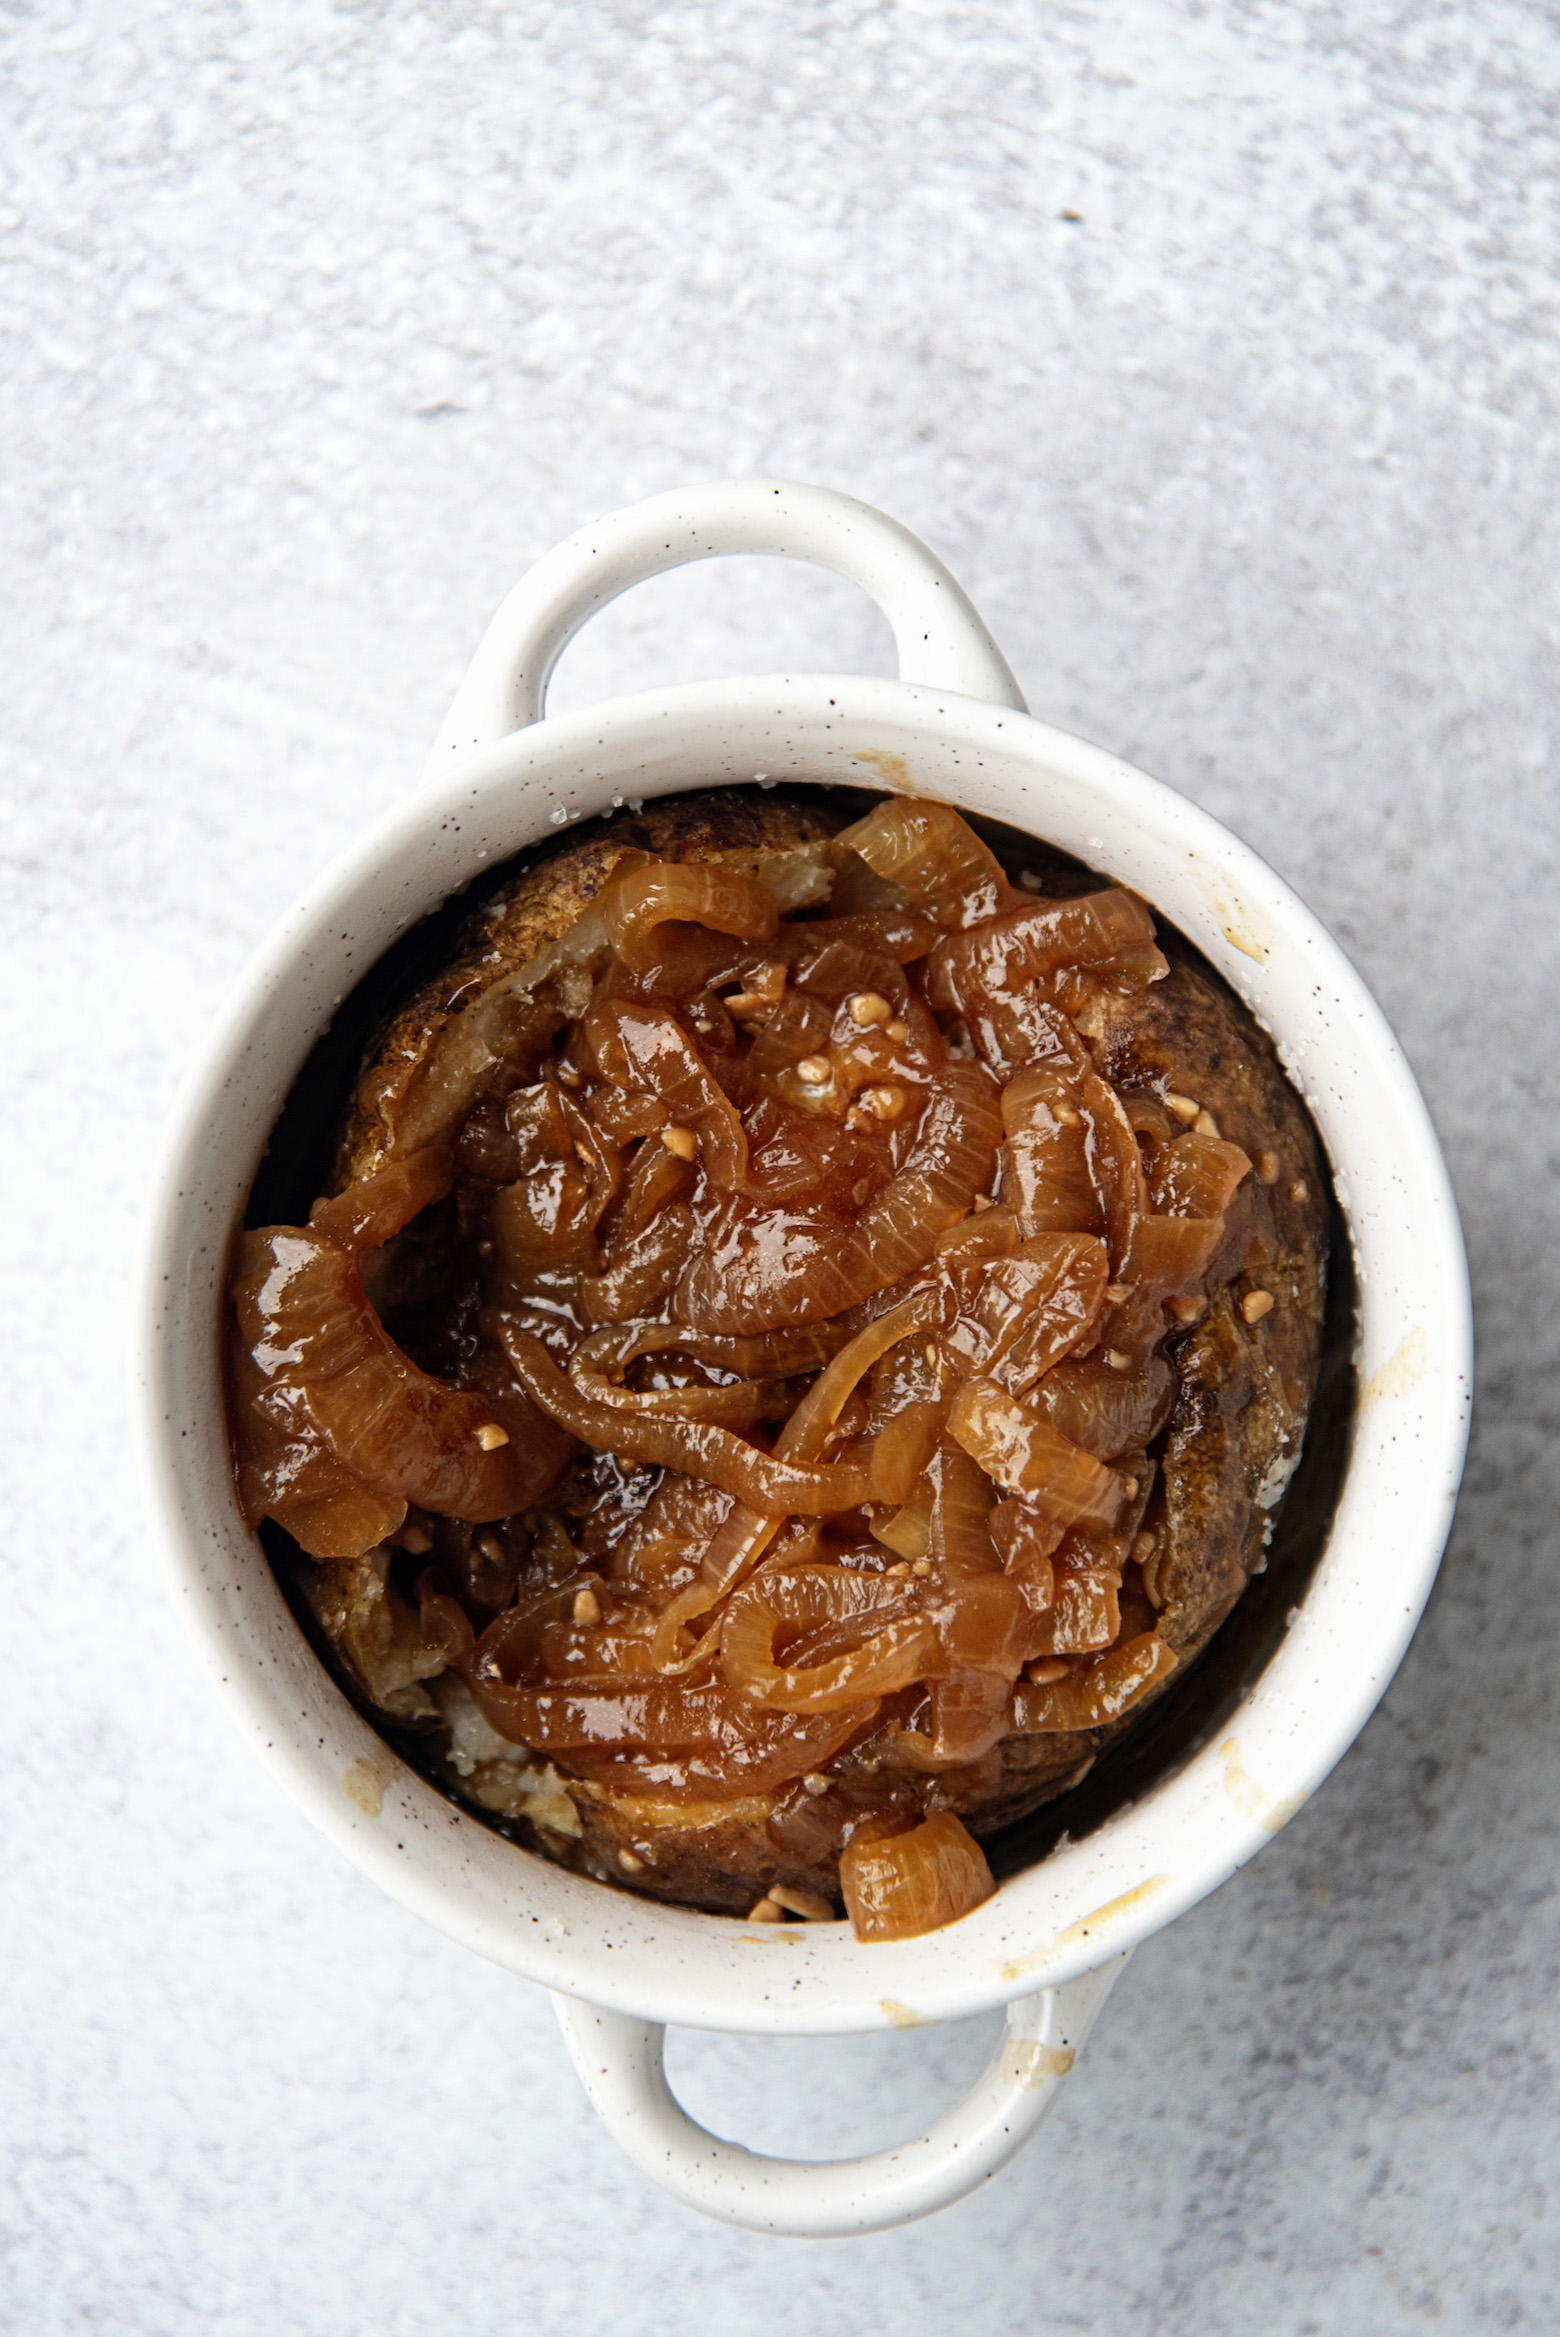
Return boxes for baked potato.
[227,788,1329,1939]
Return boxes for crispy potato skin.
[568,1794,847,1918]
[954,942,1329,1841]
[305,792,1329,1914]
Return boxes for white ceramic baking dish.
[134,480,1470,2237]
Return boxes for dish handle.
[550,1953,1128,2238]
[424,476,1026,770]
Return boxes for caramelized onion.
[233,1227,559,1531]
[930,1570,1032,1676]
[564,1317,843,1429]
[779,1289,947,1461]
[1001,1114,1102,1238]
[741,987,835,1075]
[872,1501,932,1563]
[279,1484,410,1562]
[577,1203,693,1323]
[474,1578,603,1681]
[380,991,567,1161]
[1114,1214,1224,1324]
[467,1666,878,1800]
[926,888,1156,1012]
[498,1322,873,1516]
[230,1150,569,1553]
[506,853,653,998]
[1026,1533,1126,1655]
[1011,1631,1177,1731]
[1149,1132,1252,1219]
[947,1378,1126,1528]
[916,1670,1015,1764]
[605,862,779,973]
[674,1062,1001,1333]
[936,1207,1021,1268]
[605,1135,692,1241]
[564,1373,790,1430]
[1035,1354,1175,1460]
[571,1320,845,1394]
[868,1400,945,1504]
[310,1147,453,1248]
[778,907,941,964]
[963,989,1080,1076]
[945,1231,1109,1393]
[1121,1092,1177,1149]
[989,1498,1063,1609]
[839,1811,995,1941]
[788,937,910,1009]
[996,1045,1112,1238]
[379,859,664,1159]
[472,1677,734,1750]
[564,1325,801,1427]
[467,1578,872,1797]
[651,1289,948,1668]
[834,800,1022,931]
[923,1434,998,1577]
[853,1062,1004,1279]
[1079,1069,1150,1273]
[492,1161,597,1273]
[488,1085,623,1273]
[721,1568,934,1711]
[537,1706,870,1802]
[585,999,749,1189]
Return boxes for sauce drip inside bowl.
[225,791,1328,1942]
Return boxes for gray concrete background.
[3,3,1557,2329]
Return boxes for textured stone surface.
[3,3,1557,2330]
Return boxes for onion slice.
[947,1378,1127,1528]
[604,863,779,973]
[834,800,1022,931]
[721,1568,934,1711]
[1010,1631,1177,1730]
[651,1288,947,1670]
[673,1061,1002,1333]
[585,998,750,1189]
[230,1151,568,1549]
[926,888,1156,1012]
[497,1321,873,1517]
[838,1811,995,1941]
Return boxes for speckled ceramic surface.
[134,485,1470,2060]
